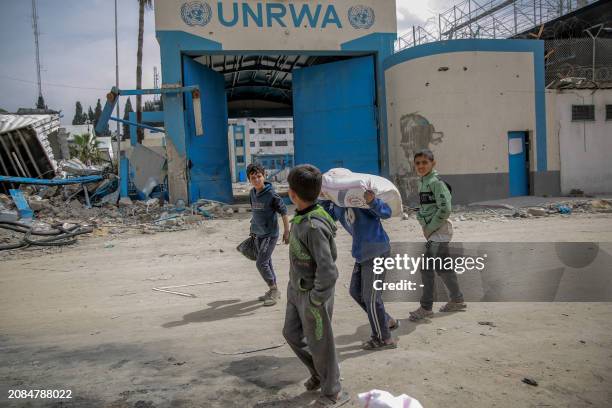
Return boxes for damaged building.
[0,112,61,194]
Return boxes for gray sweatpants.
[420,240,464,311]
[282,285,341,396]
[255,235,278,287]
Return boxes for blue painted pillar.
[120,155,129,198]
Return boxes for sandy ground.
[1,211,612,408]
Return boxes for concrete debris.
[527,207,548,217]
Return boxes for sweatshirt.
[250,182,287,238]
[289,204,338,306]
[322,198,392,263]
[416,170,452,236]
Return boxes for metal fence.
[545,37,612,85]
[396,0,599,51]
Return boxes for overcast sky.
[0,0,452,124]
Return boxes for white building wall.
[385,51,543,203]
[555,89,612,194]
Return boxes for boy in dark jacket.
[323,192,399,350]
[283,164,347,407]
[247,163,289,306]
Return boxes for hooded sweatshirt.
[289,204,338,306]
[250,181,287,238]
[322,198,392,263]
[416,169,452,236]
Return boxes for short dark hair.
[288,164,322,203]
[414,149,434,161]
[247,163,265,178]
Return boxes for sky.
[0,0,452,125]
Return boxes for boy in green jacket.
[410,149,466,321]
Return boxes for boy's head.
[287,164,322,207]
[414,149,435,177]
[247,163,266,190]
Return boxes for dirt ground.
[1,211,612,408]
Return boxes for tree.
[0,108,8,113]
[136,0,153,144]
[94,99,102,127]
[69,133,103,165]
[87,106,95,123]
[36,95,47,110]
[72,101,85,125]
[122,97,134,140]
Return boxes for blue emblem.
[348,5,375,29]
[181,1,212,27]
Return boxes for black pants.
[420,241,463,311]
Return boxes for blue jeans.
[255,235,278,287]
[349,253,392,341]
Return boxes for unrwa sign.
[180,1,375,29]
[155,0,396,51]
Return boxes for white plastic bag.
[358,389,424,408]
[320,168,403,217]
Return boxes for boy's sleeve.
[416,210,427,227]
[271,193,288,215]
[319,200,339,221]
[305,223,338,306]
[368,198,392,219]
[424,180,452,235]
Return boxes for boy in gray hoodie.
[283,164,347,407]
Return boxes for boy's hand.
[282,230,290,245]
[364,190,375,204]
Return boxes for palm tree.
[69,133,103,165]
[136,0,153,144]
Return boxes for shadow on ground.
[162,299,263,328]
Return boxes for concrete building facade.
[227,118,294,182]
[548,88,612,195]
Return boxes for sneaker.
[261,288,280,306]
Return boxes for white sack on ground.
[358,389,424,408]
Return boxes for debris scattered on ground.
[151,280,229,298]
[446,198,612,223]
[212,342,286,356]
[522,377,539,386]
[478,321,497,327]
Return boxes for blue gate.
[293,55,379,174]
[183,56,232,203]
[508,131,529,196]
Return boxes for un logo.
[180,1,212,27]
[348,5,375,29]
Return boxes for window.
[259,128,272,134]
[289,128,293,133]
[274,128,286,135]
[572,105,595,121]
[249,128,255,134]
[236,155,244,164]
[260,141,273,147]
[275,140,288,147]
[235,139,244,147]
[250,141,255,147]
[606,105,612,121]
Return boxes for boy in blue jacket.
[323,191,399,350]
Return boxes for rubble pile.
[402,199,612,223]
